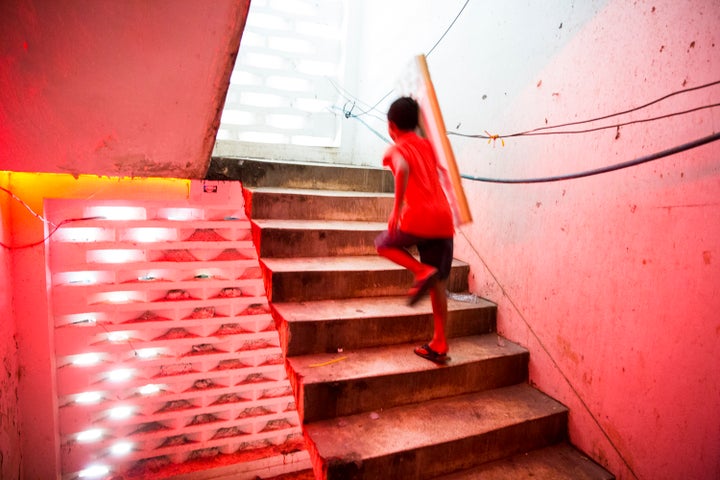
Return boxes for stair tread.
[253,219,387,230]
[432,443,615,480]
[262,255,468,273]
[273,294,495,323]
[288,335,525,385]
[304,383,566,461]
[247,186,394,198]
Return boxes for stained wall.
[346,1,720,478]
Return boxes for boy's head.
[387,97,419,132]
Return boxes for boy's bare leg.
[376,246,437,281]
[428,279,449,354]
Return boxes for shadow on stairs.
[210,158,614,480]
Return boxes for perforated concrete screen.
[218,0,347,148]
[46,191,307,478]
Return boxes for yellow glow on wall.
[2,171,191,248]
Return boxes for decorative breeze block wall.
[47,184,305,479]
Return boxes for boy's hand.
[388,209,400,234]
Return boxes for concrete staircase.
[209,158,614,480]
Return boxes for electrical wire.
[452,79,720,140]
[460,131,720,184]
[426,0,470,57]
[0,185,56,227]
[450,102,720,139]
[341,0,471,119]
[0,217,105,250]
[329,105,391,144]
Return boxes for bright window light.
[245,52,285,70]
[108,406,134,420]
[58,227,105,243]
[76,391,103,404]
[107,332,129,343]
[267,37,312,54]
[136,348,160,359]
[249,12,287,30]
[106,369,133,382]
[267,75,311,92]
[86,206,145,221]
[293,135,336,147]
[267,114,306,130]
[237,132,287,144]
[240,92,285,108]
[66,271,97,285]
[295,98,330,113]
[221,110,255,126]
[296,20,339,39]
[230,70,261,86]
[72,353,102,367]
[160,208,201,221]
[238,30,264,47]
[88,249,144,264]
[125,227,175,243]
[139,384,161,395]
[77,429,103,443]
[78,465,110,478]
[271,0,313,16]
[105,292,131,304]
[296,59,337,76]
[110,441,133,456]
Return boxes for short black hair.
[387,96,419,131]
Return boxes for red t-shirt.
[383,131,454,238]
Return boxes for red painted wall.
[0,0,249,178]
[446,3,720,480]
[347,1,720,478]
[0,173,21,480]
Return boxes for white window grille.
[217,0,348,151]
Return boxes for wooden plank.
[403,54,472,225]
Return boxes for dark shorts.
[375,230,454,280]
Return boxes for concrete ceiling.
[0,0,250,179]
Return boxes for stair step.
[208,158,394,192]
[304,384,568,480]
[287,335,529,424]
[431,443,615,480]
[260,256,470,302]
[252,219,387,257]
[272,295,496,356]
[244,187,393,221]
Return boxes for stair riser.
[246,190,394,222]
[277,307,496,356]
[209,157,395,192]
[263,265,470,303]
[255,225,383,258]
[313,413,568,480]
[293,354,529,423]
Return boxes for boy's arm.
[388,150,409,233]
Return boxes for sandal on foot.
[407,271,437,306]
[414,344,448,364]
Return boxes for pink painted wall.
[0,0,249,178]
[0,173,21,480]
[347,1,719,478]
[446,3,720,480]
